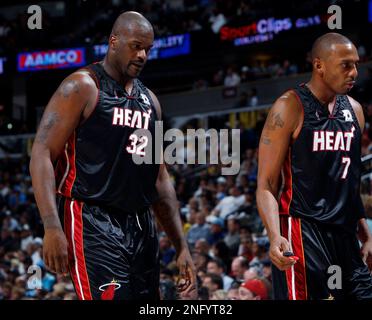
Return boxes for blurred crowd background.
[1,0,372,300]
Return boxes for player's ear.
[313,58,324,77]
[109,34,118,51]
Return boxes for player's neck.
[102,57,134,93]
[306,80,336,106]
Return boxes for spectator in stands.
[211,186,246,219]
[159,278,178,300]
[227,281,240,300]
[193,238,211,256]
[2,210,19,231]
[159,233,176,266]
[239,278,268,300]
[262,258,272,283]
[186,211,212,248]
[193,178,209,198]
[212,69,224,86]
[197,286,210,300]
[187,197,200,212]
[20,224,33,251]
[224,216,241,255]
[237,232,253,262]
[192,252,211,273]
[277,59,298,77]
[210,240,232,275]
[248,87,258,107]
[248,237,270,273]
[210,289,228,300]
[240,66,250,83]
[243,266,262,281]
[207,257,234,291]
[26,237,43,266]
[202,273,224,298]
[216,177,228,201]
[224,67,241,88]
[207,216,226,245]
[231,256,249,282]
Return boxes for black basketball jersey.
[55,62,160,213]
[279,84,365,232]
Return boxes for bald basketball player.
[257,33,372,300]
[30,12,197,300]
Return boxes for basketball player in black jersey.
[30,11,197,300]
[257,33,372,300]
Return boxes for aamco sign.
[18,48,86,72]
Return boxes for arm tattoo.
[59,80,79,98]
[35,111,60,144]
[266,112,284,131]
[260,112,284,145]
[261,136,271,145]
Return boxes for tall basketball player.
[30,11,197,300]
[257,33,372,300]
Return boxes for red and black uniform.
[54,62,160,300]
[273,84,372,300]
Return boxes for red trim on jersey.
[292,88,304,110]
[64,198,92,300]
[279,149,292,215]
[55,132,77,198]
[280,216,308,300]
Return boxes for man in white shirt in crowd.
[211,186,246,220]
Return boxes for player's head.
[108,11,154,79]
[311,32,359,94]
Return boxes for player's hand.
[360,238,372,272]
[269,235,297,271]
[43,228,69,276]
[175,248,198,300]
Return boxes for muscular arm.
[30,72,97,229]
[257,92,302,239]
[152,164,187,251]
[149,90,197,297]
[148,89,187,251]
[29,72,97,274]
[256,91,302,270]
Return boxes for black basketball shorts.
[271,215,372,300]
[57,196,160,300]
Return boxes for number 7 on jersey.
[341,156,351,179]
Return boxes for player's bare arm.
[29,71,97,275]
[149,90,197,299]
[257,91,302,271]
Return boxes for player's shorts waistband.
[58,196,150,216]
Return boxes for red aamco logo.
[99,279,121,300]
